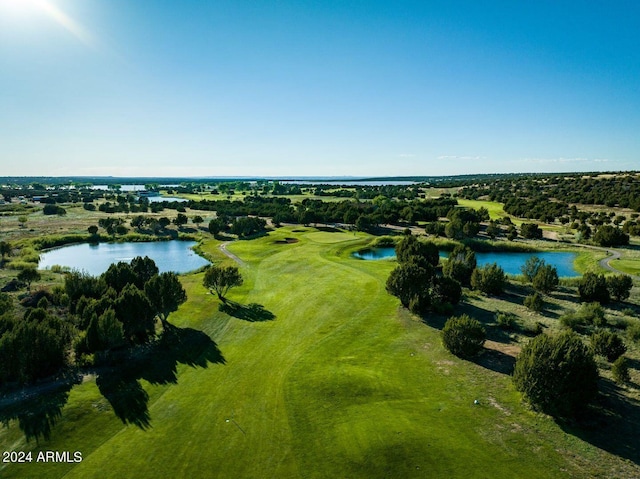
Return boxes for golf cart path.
[219,242,247,267]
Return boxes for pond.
[353,247,580,277]
[39,241,209,276]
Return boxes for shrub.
[524,292,544,312]
[626,322,640,343]
[606,275,633,302]
[495,311,516,330]
[532,264,559,293]
[612,356,630,384]
[513,331,598,417]
[578,272,610,303]
[471,263,506,295]
[590,330,627,362]
[442,314,486,359]
[560,302,606,330]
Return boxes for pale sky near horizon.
[1,0,638,177]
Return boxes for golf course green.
[0,227,633,478]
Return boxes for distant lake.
[39,241,209,276]
[281,180,417,186]
[147,196,189,203]
[353,247,580,277]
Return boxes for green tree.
[87,225,99,235]
[590,330,626,362]
[144,273,187,327]
[471,263,506,295]
[192,215,204,227]
[513,331,598,417]
[442,244,476,286]
[203,265,244,301]
[578,272,610,303]
[612,356,630,384]
[594,225,629,246]
[521,256,544,282]
[102,262,137,293]
[115,284,156,343]
[18,216,27,228]
[395,235,439,267]
[173,213,189,228]
[0,241,11,267]
[520,223,543,239]
[606,274,633,302]
[130,256,159,289]
[17,267,41,292]
[524,292,544,312]
[386,262,434,309]
[441,314,486,359]
[532,264,559,294]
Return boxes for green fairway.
[456,199,508,220]
[1,227,638,478]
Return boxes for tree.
[606,274,633,302]
[87,225,99,235]
[173,213,189,228]
[520,223,543,239]
[102,262,137,293]
[0,241,11,267]
[144,272,187,326]
[208,218,227,235]
[524,292,544,312]
[612,356,630,384]
[203,265,243,301]
[17,267,41,292]
[130,256,159,289]
[578,272,610,303]
[442,244,476,286]
[513,331,598,417]
[521,256,543,282]
[441,314,486,359]
[590,330,626,362]
[386,262,434,309]
[471,263,506,295]
[532,264,559,294]
[114,284,156,343]
[395,234,439,267]
[594,225,629,247]
[18,216,27,228]
[192,215,204,227]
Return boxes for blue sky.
[1,0,638,177]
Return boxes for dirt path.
[219,242,247,267]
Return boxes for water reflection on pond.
[39,241,209,276]
[353,247,580,277]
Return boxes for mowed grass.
[2,227,639,478]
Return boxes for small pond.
[353,247,580,277]
[39,241,209,276]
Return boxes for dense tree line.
[0,257,187,387]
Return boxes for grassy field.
[2,226,640,478]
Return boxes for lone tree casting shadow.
[203,265,243,302]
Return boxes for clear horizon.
[1,1,638,176]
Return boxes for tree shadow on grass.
[559,379,640,466]
[96,325,225,429]
[0,372,82,442]
[472,346,516,375]
[219,300,276,322]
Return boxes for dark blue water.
[353,247,579,277]
[39,241,209,276]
